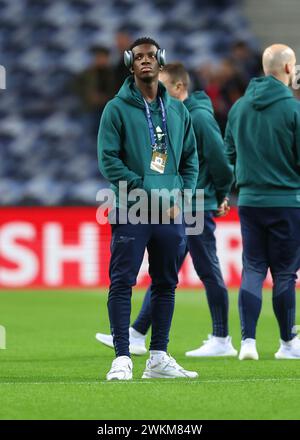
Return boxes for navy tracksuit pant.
[238,207,300,341]
[133,211,229,337]
[108,218,186,357]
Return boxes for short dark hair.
[161,63,190,90]
[130,37,160,51]
[90,45,110,56]
[232,40,249,51]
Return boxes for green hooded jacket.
[184,91,233,211]
[225,75,300,207]
[98,76,198,208]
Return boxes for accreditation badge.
[150,151,167,174]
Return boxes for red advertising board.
[0,207,293,289]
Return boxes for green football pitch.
[0,288,300,420]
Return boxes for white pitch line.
[0,378,300,385]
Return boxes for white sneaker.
[185,335,238,357]
[275,336,300,359]
[239,338,259,360]
[106,356,133,380]
[142,353,198,379]
[96,327,147,356]
[129,327,148,355]
[96,332,114,348]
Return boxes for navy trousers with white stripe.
[108,217,186,357]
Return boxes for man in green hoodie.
[97,63,237,357]
[98,38,199,380]
[225,44,300,360]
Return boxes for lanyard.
[143,97,168,151]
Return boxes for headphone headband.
[124,48,166,69]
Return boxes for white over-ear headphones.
[124,48,166,69]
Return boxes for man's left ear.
[176,81,183,91]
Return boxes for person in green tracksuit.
[97,63,237,358]
[225,44,300,360]
[98,38,199,380]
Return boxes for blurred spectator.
[194,59,247,134]
[74,45,115,136]
[230,40,262,81]
[216,59,247,132]
[193,62,217,90]
[113,31,133,92]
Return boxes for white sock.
[130,327,146,339]
[242,338,256,344]
[150,350,166,360]
[281,339,293,347]
[116,355,131,361]
[213,335,229,343]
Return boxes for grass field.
[0,288,300,420]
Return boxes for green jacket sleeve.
[224,119,236,167]
[193,110,233,204]
[97,103,143,190]
[178,109,199,196]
